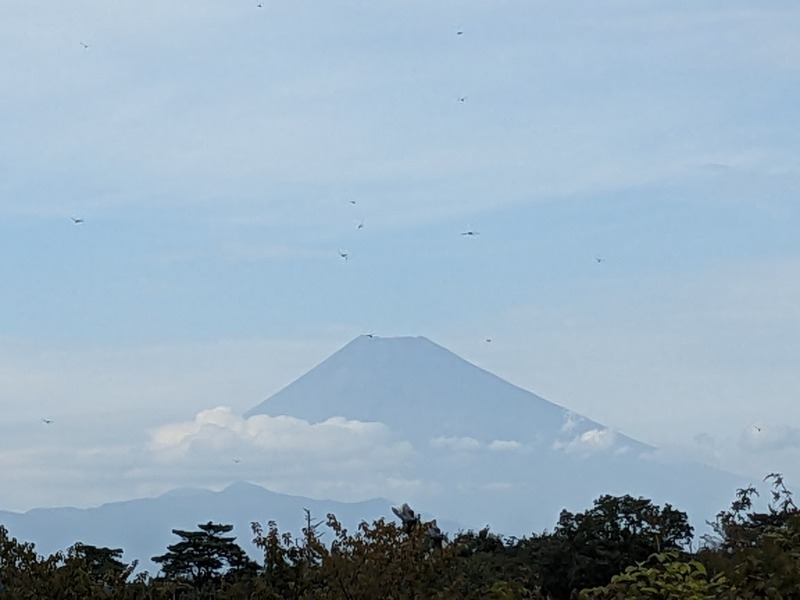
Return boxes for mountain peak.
[245,335,640,450]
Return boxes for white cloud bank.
[554,428,617,456]
[149,406,412,469]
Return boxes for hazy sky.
[2,1,800,512]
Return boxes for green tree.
[0,525,60,598]
[152,521,258,590]
[580,551,733,599]
[449,527,542,598]
[699,474,800,599]
[67,542,133,581]
[535,494,693,599]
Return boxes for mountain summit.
[245,335,743,534]
[246,335,645,452]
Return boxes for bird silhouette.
[356,220,364,230]
[79,42,89,49]
[458,96,467,103]
[461,230,479,236]
[338,250,349,261]
[233,458,242,464]
[42,418,53,425]
[595,257,604,263]
[71,216,84,224]
[456,30,464,35]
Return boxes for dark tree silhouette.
[152,521,257,588]
[536,494,693,599]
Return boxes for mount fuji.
[245,335,744,534]
[246,335,643,450]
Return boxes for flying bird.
[458,96,467,103]
[338,250,349,261]
[594,257,604,263]
[42,418,53,425]
[356,220,364,230]
[71,216,84,224]
[456,30,464,35]
[79,42,89,49]
[349,200,357,205]
[461,230,479,236]
[485,338,492,343]
[233,458,242,464]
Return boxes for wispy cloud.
[488,440,523,452]
[430,436,481,452]
[553,428,617,456]
[739,424,800,453]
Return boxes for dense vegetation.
[1,475,799,598]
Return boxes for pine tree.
[152,521,257,588]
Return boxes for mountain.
[246,335,647,450]
[246,335,745,534]
[0,482,423,574]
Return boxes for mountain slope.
[246,335,647,451]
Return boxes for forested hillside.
[1,475,798,599]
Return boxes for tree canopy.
[1,477,799,598]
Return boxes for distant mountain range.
[0,482,411,574]
[1,335,746,571]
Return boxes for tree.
[699,474,800,598]
[535,494,693,599]
[0,525,60,598]
[67,542,133,581]
[580,551,733,599]
[152,521,258,589]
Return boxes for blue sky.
[2,0,800,510]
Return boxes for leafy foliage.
[698,473,800,598]
[533,494,693,599]
[3,478,800,599]
[580,551,733,599]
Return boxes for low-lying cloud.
[429,436,481,452]
[429,437,524,452]
[739,424,800,453]
[554,428,617,456]
[150,406,411,466]
[488,440,523,452]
